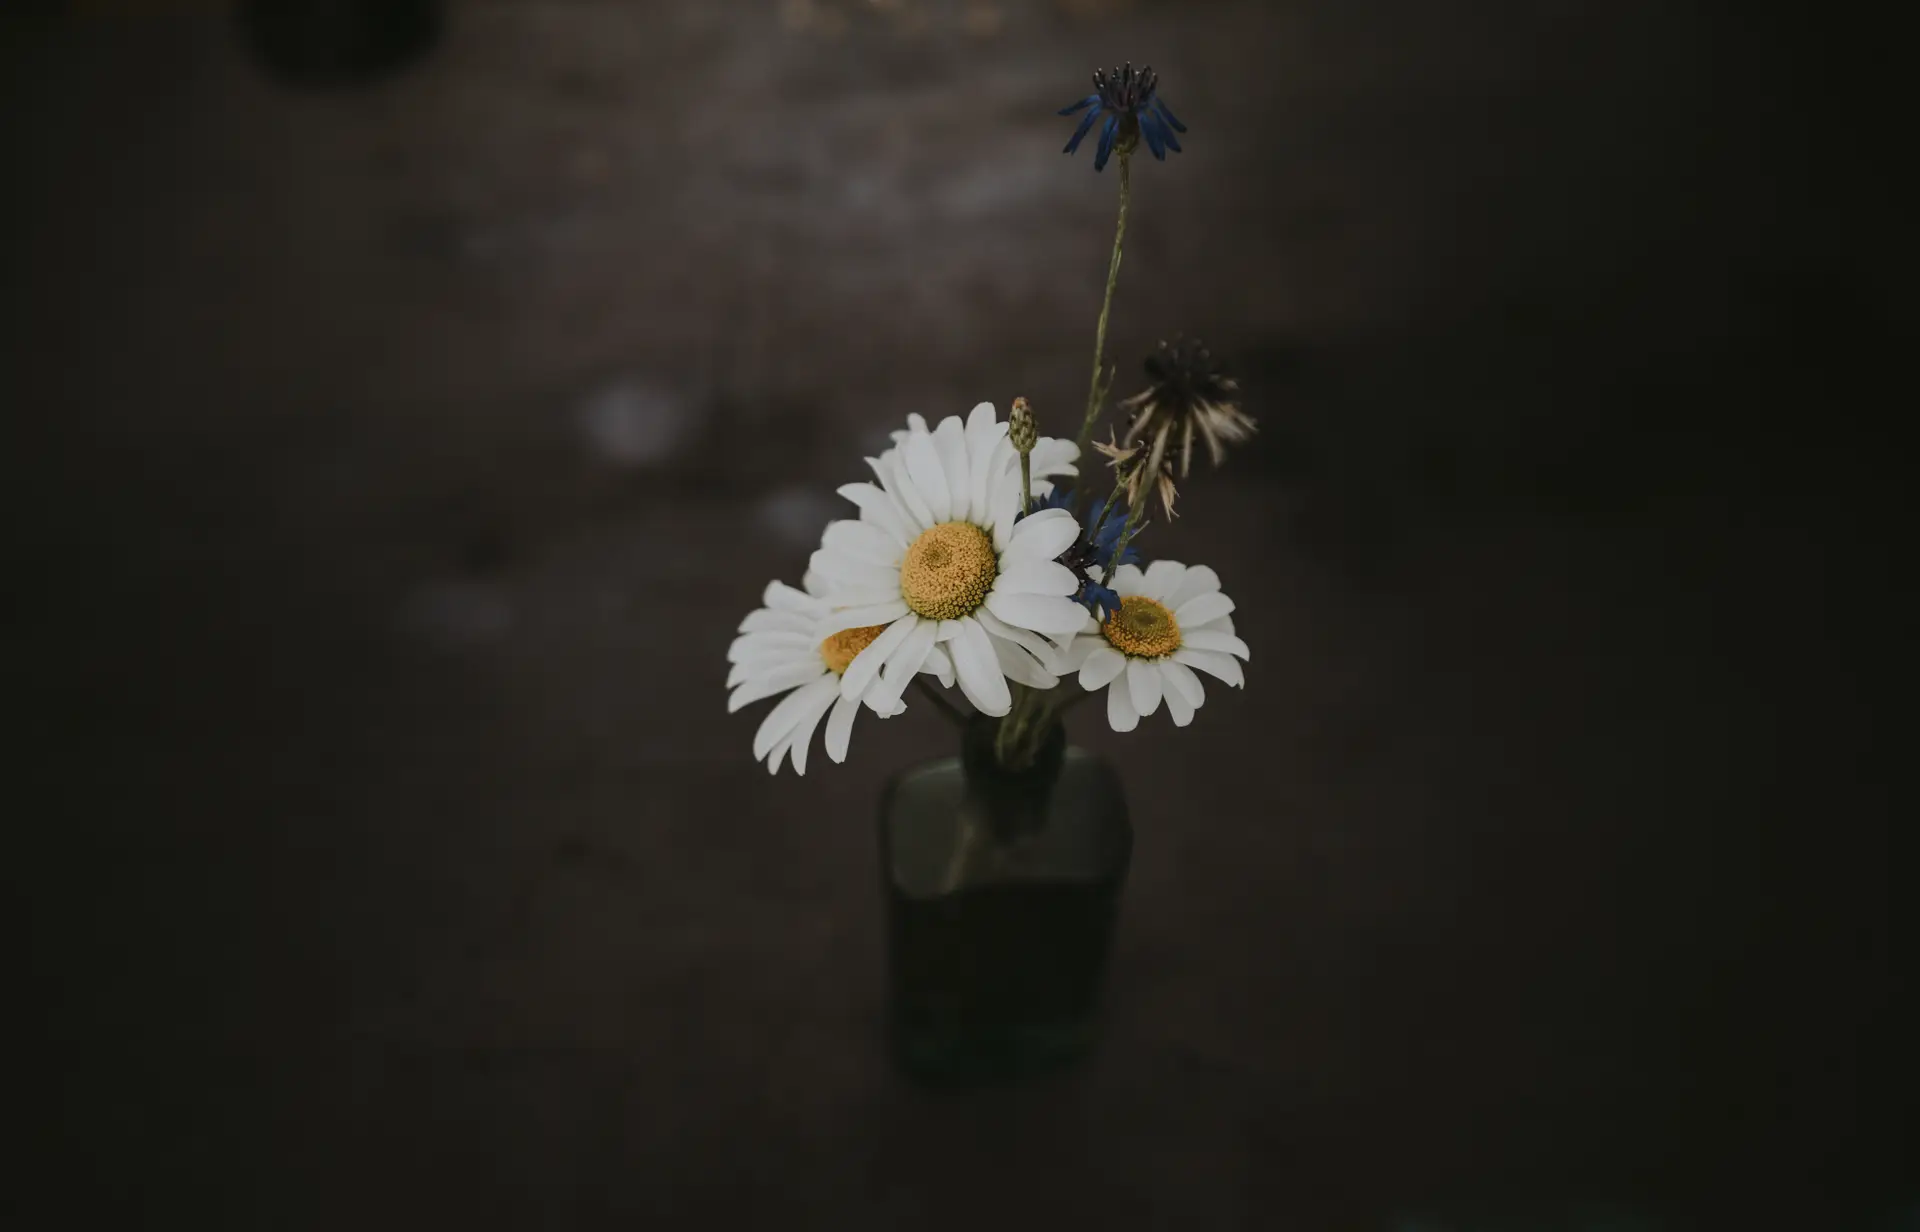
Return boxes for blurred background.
[6,1,1908,1227]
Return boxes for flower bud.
[1009,397,1038,455]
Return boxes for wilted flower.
[1094,429,1180,520]
[1117,337,1254,506]
[1058,61,1187,172]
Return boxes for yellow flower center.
[1102,595,1182,659]
[899,521,997,621]
[819,624,889,676]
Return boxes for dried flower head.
[1096,427,1180,520]
[1058,61,1187,172]
[1118,337,1254,495]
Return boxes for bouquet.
[727,63,1254,777]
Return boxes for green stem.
[1019,452,1032,517]
[1090,473,1126,538]
[1105,475,1153,587]
[992,683,1032,768]
[914,676,968,728]
[1073,149,1133,492]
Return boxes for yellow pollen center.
[899,521,997,620]
[819,624,888,675]
[1102,595,1182,659]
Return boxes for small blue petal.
[1156,116,1183,154]
[1140,113,1167,160]
[1085,583,1122,620]
[1063,105,1102,155]
[1057,94,1098,116]
[1154,99,1187,133]
[1093,115,1119,171]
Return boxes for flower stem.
[1090,474,1125,540]
[1019,452,1032,517]
[914,676,968,728]
[1105,472,1153,585]
[1074,148,1132,491]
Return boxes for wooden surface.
[8,3,1906,1227]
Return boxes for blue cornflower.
[1057,61,1187,171]
[1023,489,1140,619]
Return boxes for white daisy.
[727,573,956,774]
[1067,560,1250,732]
[888,412,1081,504]
[810,403,1090,718]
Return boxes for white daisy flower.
[810,402,1090,718]
[1067,560,1250,732]
[727,573,956,774]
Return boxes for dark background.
[7,1,1908,1227]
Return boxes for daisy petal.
[753,674,839,760]
[1028,436,1079,482]
[1174,591,1236,628]
[1181,628,1250,659]
[1126,656,1163,718]
[835,483,912,547]
[950,617,1012,716]
[1142,559,1185,601]
[992,558,1079,598]
[1108,563,1147,598]
[762,580,814,611]
[808,549,897,592]
[964,403,1005,522]
[1161,658,1206,709]
[819,587,907,609]
[902,431,952,525]
[932,415,970,519]
[1006,507,1080,561]
[987,450,1023,550]
[868,616,939,711]
[738,608,814,635]
[822,519,901,567]
[1164,564,1222,610]
[984,590,1088,636]
[727,630,812,662]
[1079,644,1127,691]
[993,637,1059,689]
[839,614,918,700]
[1174,647,1244,689]
[728,661,825,713]
[785,683,839,776]
[923,643,956,688]
[813,601,910,639]
[871,452,935,532]
[823,692,861,763]
[1107,675,1139,731]
[1160,663,1196,726]
[974,607,1069,673]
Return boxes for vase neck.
[960,714,1066,842]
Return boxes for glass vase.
[879,714,1132,1084]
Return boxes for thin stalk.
[1019,452,1032,517]
[1090,474,1126,540]
[1073,149,1133,491]
[1105,474,1153,588]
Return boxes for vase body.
[879,718,1131,1084]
